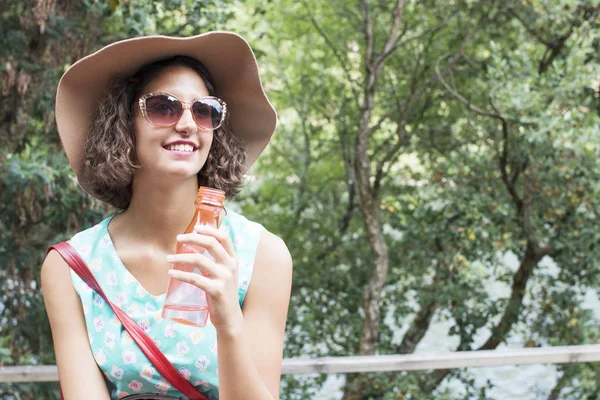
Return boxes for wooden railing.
[2,344,600,383]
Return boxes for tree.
[240,0,600,398]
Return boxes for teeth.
[166,144,194,152]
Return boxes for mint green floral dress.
[67,207,265,400]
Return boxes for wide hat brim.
[55,31,276,198]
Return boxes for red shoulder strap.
[48,241,208,400]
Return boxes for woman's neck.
[116,174,199,251]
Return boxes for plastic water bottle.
[161,186,226,327]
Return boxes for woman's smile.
[162,140,199,158]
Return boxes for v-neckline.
[102,208,229,300]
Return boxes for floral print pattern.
[68,207,264,399]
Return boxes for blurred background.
[1,0,599,399]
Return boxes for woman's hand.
[166,224,243,337]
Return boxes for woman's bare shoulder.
[41,249,75,300]
[254,229,293,282]
[257,230,291,262]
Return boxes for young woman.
[41,32,292,400]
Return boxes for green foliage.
[0,0,236,398]
[235,0,600,398]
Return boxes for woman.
[41,32,293,400]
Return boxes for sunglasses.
[138,92,227,131]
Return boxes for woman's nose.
[175,108,197,135]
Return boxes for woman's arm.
[217,231,293,400]
[41,250,111,400]
[168,228,293,400]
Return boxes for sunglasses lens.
[145,95,182,126]
[192,99,224,130]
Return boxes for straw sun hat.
[55,31,277,197]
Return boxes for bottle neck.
[195,186,225,207]
[193,186,226,228]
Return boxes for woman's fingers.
[176,223,237,264]
[167,269,226,298]
[194,225,236,257]
[166,252,225,279]
[176,232,230,264]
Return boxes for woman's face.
[133,65,214,182]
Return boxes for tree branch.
[167,22,190,36]
[368,7,459,135]
[435,54,511,121]
[480,241,552,350]
[359,0,374,68]
[547,367,572,400]
[488,97,524,214]
[372,94,431,193]
[373,135,404,194]
[368,11,483,139]
[396,299,438,354]
[368,28,468,137]
[543,7,600,73]
[378,0,407,63]
[301,0,361,100]
[506,6,552,47]
[508,4,599,75]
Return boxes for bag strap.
[48,241,208,400]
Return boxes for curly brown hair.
[82,56,247,210]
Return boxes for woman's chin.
[166,167,202,180]
[138,164,203,181]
